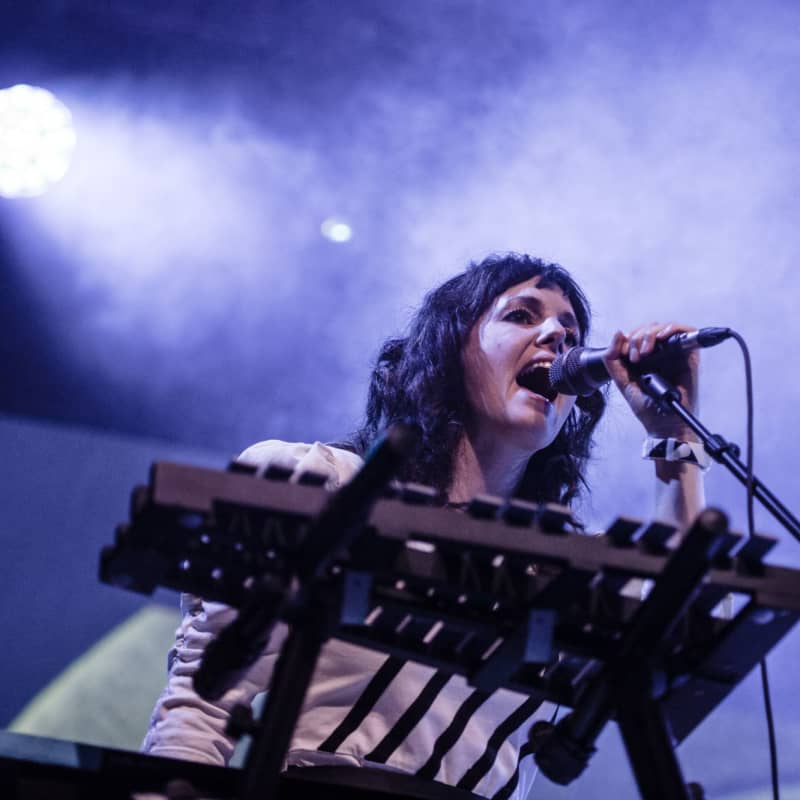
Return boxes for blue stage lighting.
[0,84,77,198]
[321,217,353,243]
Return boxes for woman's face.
[461,276,580,454]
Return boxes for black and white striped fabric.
[144,605,552,800]
[289,641,552,800]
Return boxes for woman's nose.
[536,318,568,352]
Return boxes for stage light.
[321,217,353,243]
[0,84,77,198]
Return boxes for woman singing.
[143,252,705,799]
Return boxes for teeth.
[523,361,552,372]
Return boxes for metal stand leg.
[242,598,330,800]
[614,665,697,800]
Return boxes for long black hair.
[350,253,606,506]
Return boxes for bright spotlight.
[0,84,77,198]
[321,217,353,243]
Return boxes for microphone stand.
[637,372,800,541]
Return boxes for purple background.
[1,2,798,796]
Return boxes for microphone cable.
[729,330,779,800]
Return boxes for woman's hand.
[602,322,700,439]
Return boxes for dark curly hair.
[350,253,606,506]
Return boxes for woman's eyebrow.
[506,295,579,331]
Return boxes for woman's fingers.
[625,322,696,362]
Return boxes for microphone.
[549,327,731,397]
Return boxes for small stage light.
[0,84,77,198]
[321,217,353,243]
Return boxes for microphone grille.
[550,347,597,395]
[549,349,584,396]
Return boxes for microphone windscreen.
[550,349,583,396]
[549,348,609,397]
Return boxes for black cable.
[760,657,779,800]
[729,330,779,800]
[729,332,755,537]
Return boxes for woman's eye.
[504,309,535,324]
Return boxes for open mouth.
[516,364,558,402]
